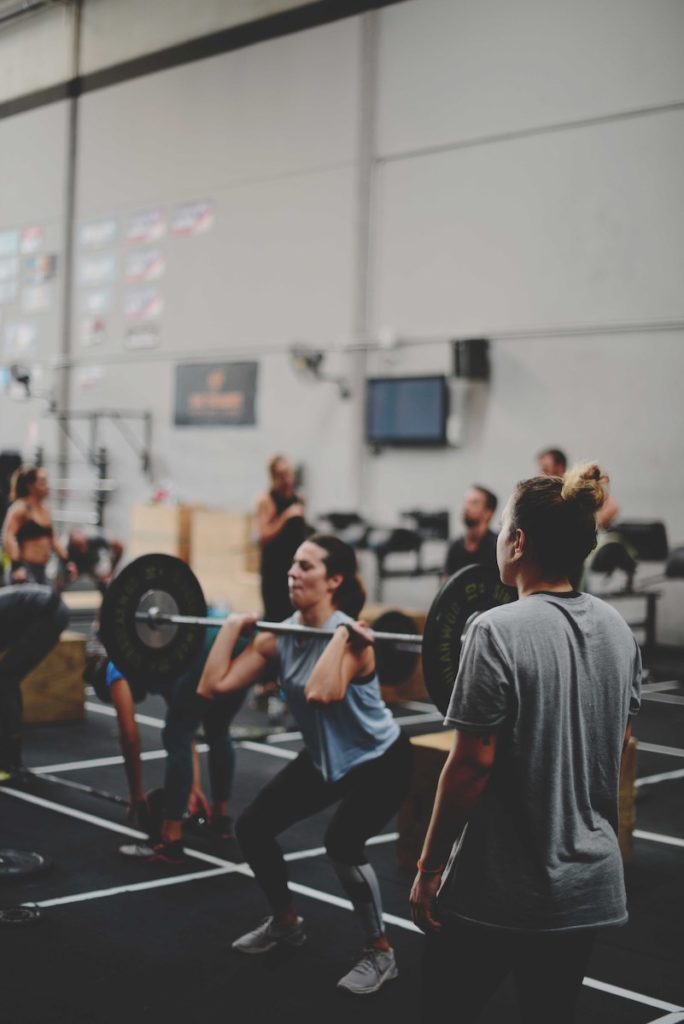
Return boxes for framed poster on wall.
[174,362,258,426]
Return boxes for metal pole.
[56,0,83,489]
[26,771,128,808]
[134,610,423,652]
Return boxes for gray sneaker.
[336,947,398,995]
[232,915,306,955]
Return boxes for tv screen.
[366,376,448,446]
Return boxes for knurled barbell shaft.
[135,609,423,653]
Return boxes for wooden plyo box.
[62,590,102,616]
[21,630,86,724]
[397,731,638,871]
[190,509,261,610]
[128,503,199,563]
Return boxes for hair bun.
[561,462,608,512]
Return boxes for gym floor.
[2,648,683,1024]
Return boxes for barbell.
[99,554,517,715]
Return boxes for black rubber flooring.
[1,656,683,1024]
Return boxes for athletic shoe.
[119,842,155,859]
[267,696,286,724]
[0,766,31,786]
[119,840,187,865]
[336,947,399,995]
[232,915,306,955]
[146,840,187,864]
[210,814,235,840]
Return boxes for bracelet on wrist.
[416,859,445,876]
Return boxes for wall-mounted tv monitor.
[366,375,449,446]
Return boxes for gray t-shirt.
[438,591,641,932]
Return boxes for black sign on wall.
[174,362,258,427]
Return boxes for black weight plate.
[0,850,53,881]
[371,610,420,687]
[422,565,516,715]
[100,554,207,691]
[0,906,42,926]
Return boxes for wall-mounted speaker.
[452,338,490,380]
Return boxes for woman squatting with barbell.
[196,534,414,997]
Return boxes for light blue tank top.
[276,609,400,782]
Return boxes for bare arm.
[410,729,497,932]
[622,718,633,756]
[304,625,375,705]
[51,531,78,582]
[197,614,277,697]
[109,539,124,573]
[2,503,26,563]
[52,534,70,563]
[254,493,304,546]
[187,742,210,817]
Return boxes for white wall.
[0,1,318,102]
[79,0,318,74]
[0,4,73,101]
[376,0,684,154]
[1,0,683,640]
[0,100,68,465]
[363,0,684,548]
[69,17,361,535]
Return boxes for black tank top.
[269,490,300,516]
[16,518,53,544]
[260,490,308,621]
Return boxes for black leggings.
[421,917,597,1024]
[236,733,414,913]
[0,585,69,769]
[161,667,246,819]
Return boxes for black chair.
[315,512,369,548]
[400,509,450,542]
[612,521,669,562]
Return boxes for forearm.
[305,628,349,704]
[198,620,244,695]
[419,757,492,869]
[622,718,633,756]
[199,621,241,689]
[4,532,20,562]
[191,742,201,789]
[258,508,291,545]
[119,728,144,802]
[53,540,69,562]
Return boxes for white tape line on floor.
[638,742,684,759]
[642,693,684,706]
[634,829,684,850]
[583,978,682,1013]
[636,768,684,788]
[2,786,679,1012]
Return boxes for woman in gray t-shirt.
[197,534,413,997]
[410,463,641,1024]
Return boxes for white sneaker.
[267,696,286,724]
[232,915,307,955]
[336,947,398,995]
